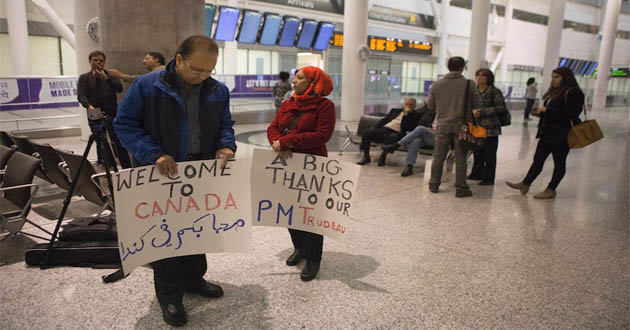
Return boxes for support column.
[437,0,449,75]
[500,0,514,82]
[592,0,622,111]
[4,0,30,75]
[32,0,75,48]
[541,0,566,93]
[467,0,490,78]
[340,0,369,121]
[100,0,204,80]
[73,0,99,140]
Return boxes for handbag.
[567,103,603,149]
[490,87,511,126]
[457,80,485,150]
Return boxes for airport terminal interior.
[1,0,629,329]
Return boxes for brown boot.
[534,188,556,199]
[505,181,530,195]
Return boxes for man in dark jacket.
[356,98,419,166]
[77,50,131,168]
[382,104,436,176]
[113,36,236,327]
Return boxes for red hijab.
[290,66,333,107]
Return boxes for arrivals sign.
[330,32,433,56]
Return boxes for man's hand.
[92,69,108,79]
[473,109,482,117]
[216,148,235,169]
[88,105,95,112]
[156,155,177,177]
[107,69,124,79]
[271,140,281,152]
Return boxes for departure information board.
[313,22,335,51]
[259,13,282,45]
[238,10,263,43]
[215,6,240,41]
[278,16,300,47]
[296,19,318,49]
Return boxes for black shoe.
[382,143,400,154]
[429,184,439,193]
[185,281,224,298]
[455,188,473,198]
[286,249,305,266]
[467,174,482,180]
[478,180,494,186]
[356,157,371,165]
[300,260,320,282]
[377,152,387,166]
[160,303,187,327]
[401,165,413,177]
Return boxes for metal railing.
[0,114,81,132]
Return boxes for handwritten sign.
[113,159,251,275]
[251,149,361,241]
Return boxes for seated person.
[382,104,436,177]
[357,98,419,166]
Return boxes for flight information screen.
[296,19,318,49]
[259,13,282,45]
[238,10,263,43]
[214,6,240,41]
[204,4,216,37]
[278,16,300,47]
[312,22,335,51]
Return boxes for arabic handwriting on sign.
[151,219,172,248]
[121,224,156,261]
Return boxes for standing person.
[524,77,538,120]
[77,50,132,168]
[426,57,482,197]
[114,36,236,327]
[506,67,584,199]
[468,68,506,185]
[108,51,167,82]
[272,71,292,111]
[267,66,335,282]
[356,98,419,166]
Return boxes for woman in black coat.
[506,67,584,199]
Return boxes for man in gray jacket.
[425,57,482,197]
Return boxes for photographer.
[77,50,132,168]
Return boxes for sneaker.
[534,188,556,199]
[401,165,413,177]
[455,188,473,198]
[356,157,371,165]
[505,181,529,194]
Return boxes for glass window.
[420,62,433,79]
[271,51,279,75]
[29,35,61,76]
[248,50,271,74]
[0,33,13,76]
[236,49,248,74]
[216,48,224,75]
[60,38,77,76]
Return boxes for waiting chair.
[1,152,51,244]
[339,115,382,155]
[0,146,15,182]
[30,142,73,192]
[0,131,15,148]
[6,133,53,184]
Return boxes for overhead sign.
[330,32,432,55]
[611,67,629,78]
[254,0,344,14]
[368,5,435,29]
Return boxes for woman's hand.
[271,140,281,152]
[536,106,547,114]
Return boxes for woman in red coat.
[267,66,335,281]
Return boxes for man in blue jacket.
[114,35,236,327]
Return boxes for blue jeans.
[398,126,435,165]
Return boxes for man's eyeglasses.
[183,59,216,78]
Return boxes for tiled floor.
[0,107,628,329]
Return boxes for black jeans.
[289,229,323,261]
[359,127,400,153]
[150,254,207,305]
[470,136,499,183]
[524,99,535,119]
[523,138,570,190]
[89,119,132,169]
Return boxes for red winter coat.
[267,97,336,157]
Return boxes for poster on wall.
[113,159,252,275]
[0,77,79,111]
[0,79,19,104]
[251,149,361,241]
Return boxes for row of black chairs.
[1,131,113,249]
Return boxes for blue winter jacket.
[113,60,236,166]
